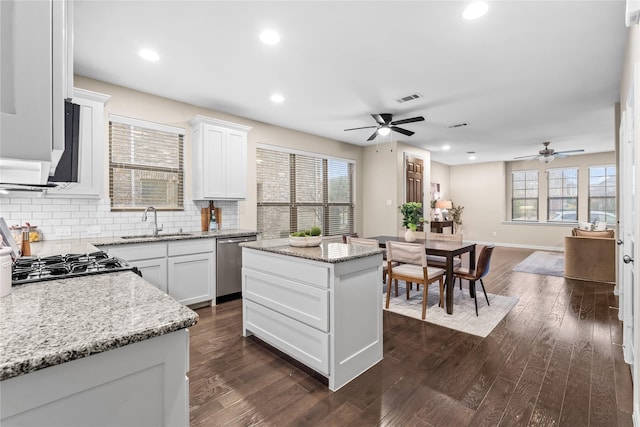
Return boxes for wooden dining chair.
[342,232,359,243]
[453,244,495,316]
[346,236,392,285]
[385,240,445,319]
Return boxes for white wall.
[449,151,615,250]
[0,76,364,241]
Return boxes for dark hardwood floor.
[188,246,633,426]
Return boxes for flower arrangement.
[400,202,425,231]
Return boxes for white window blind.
[257,146,354,239]
[109,116,184,211]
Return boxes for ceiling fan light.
[377,126,391,136]
[463,2,489,20]
[539,156,554,164]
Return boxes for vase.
[404,229,416,242]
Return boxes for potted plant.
[400,202,425,242]
[449,202,464,233]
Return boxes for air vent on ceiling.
[395,93,423,103]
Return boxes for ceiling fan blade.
[344,125,378,131]
[367,130,379,141]
[371,113,393,125]
[391,126,414,136]
[554,149,585,155]
[390,116,425,126]
[513,154,539,160]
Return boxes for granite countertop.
[27,229,259,257]
[0,271,198,381]
[241,238,384,263]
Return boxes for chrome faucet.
[142,207,163,236]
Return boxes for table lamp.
[435,200,453,220]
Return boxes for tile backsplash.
[0,197,238,241]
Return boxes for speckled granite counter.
[240,238,384,263]
[0,271,198,381]
[28,229,258,257]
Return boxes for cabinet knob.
[623,255,634,264]
[617,239,624,246]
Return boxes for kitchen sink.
[121,232,193,239]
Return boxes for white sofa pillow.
[578,221,593,231]
[594,221,607,231]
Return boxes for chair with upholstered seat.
[385,240,445,319]
[342,232,359,243]
[425,233,463,269]
[453,244,495,316]
[346,236,393,286]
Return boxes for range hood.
[0,100,80,188]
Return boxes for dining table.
[368,235,477,315]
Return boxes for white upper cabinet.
[47,88,110,198]
[0,0,73,182]
[190,116,252,200]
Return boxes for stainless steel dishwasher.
[216,234,257,302]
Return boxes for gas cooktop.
[12,251,140,285]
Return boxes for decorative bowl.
[288,235,322,247]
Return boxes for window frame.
[547,167,579,222]
[511,170,539,221]
[256,144,355,239]
[588,164,616,225]
[108,114,185,212]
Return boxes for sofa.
[564,228,615,284]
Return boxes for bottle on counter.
[210,209,218,231]
[21,230,31,257]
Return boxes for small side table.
[430,220,454,234]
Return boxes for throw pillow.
[573,228,614,238]
[594,221,607,231]
[578,221,593,231]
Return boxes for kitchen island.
[241,239,384,391]
[0,267,197,426]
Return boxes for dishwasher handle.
[218,236,256,245]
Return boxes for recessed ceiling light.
[139,49,159,61]
[442,145,450,151]
[463,2,488,20]
[259,30,280,45]
[270,93,284,103]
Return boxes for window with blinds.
[257,146,354,239]
[588,165,616,225]
[548,167,578,221]
[511,170,538,221]
[109,115,184,211]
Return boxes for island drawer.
[244,300,329,375]
[243,268,329,331]
[242,250,329,289]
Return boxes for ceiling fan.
[513,141,585,163]
[344,113,425,141]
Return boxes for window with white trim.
[109,115,184,211]
[256,146,355,240]
[547,167,578,222]
[589,165,616,225]
[511,170,538,221]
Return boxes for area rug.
[512,251,564,277]
[383,283,519,337]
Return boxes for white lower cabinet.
[242,248,383,391]
[103,238,215,305]
[1,329,190,427]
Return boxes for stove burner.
[70,261,93,273]
[45,263,71,276]
[11,253,135,285]
[89,251,108,260]
[12,268,36,281]
[97,258,123,269]
[41,255,65,265]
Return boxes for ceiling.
[73,1,628,165]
